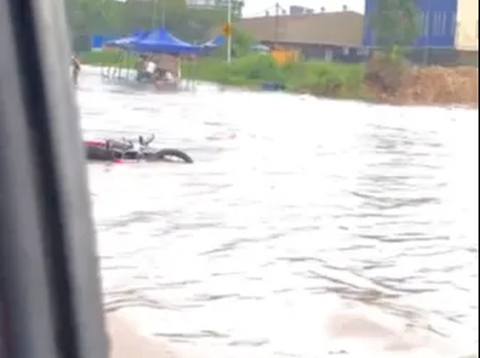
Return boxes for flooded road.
[78,67,478,358]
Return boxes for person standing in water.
[71,55,81,86]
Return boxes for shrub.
[228,54,284,82]
[364,52,408,93]
[283,61,364,97]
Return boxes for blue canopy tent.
[100,27,200,91]
[200,35,225,49]
[103,30,148,50]
[100,30,150,81]
[130,27,201,55]
[251,43,270,53]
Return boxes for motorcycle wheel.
[153,149,193,163]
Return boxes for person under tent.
[152,66,176,88]
[136,54,157,82]
[162,69,175,84]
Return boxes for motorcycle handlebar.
[138,134,155,146]
[106,139,134,152]
[105,134,155,153]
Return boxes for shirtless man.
[71,55,81,86]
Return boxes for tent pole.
[161,0,166,27]
[152,0,158,28]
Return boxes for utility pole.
[151,0,157,28]
[274,2,280,47]
[422,0,431,65]
[151,0,166,28]
[227,0,232,63]
[161,0,166,27]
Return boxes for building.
[235,10,365,61]
[362,0,478,60]
[186,0,244,18]
[455,0,478,51]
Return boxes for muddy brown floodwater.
[78,67,478,358]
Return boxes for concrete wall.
[455,0,478,51]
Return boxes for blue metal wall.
[363,0,458,48]
[90,34,117,51]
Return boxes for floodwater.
[78,67,478,358]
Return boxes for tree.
[66,0,229,42]
[231,28,255,57]
[370,0,420,48]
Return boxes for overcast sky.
[242,0,365,17]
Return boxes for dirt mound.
[369,65,478,107]
[397,66,478,106]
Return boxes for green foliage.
[66,0,231,42]
[364,51,408,93]
[184,54,365,98]
[370,0,421,49]
[283,61,365,97]
[231,28,255,57]
[80,50,367,99]
[206,27,255,59]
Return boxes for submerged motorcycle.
[85,135,193,164]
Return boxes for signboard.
[221,22,232,36]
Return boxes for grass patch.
[184,54,368,98]
[76,49,477,106]
[283,61,365,98]
[184,54,285,87]
[77,50,394,101]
